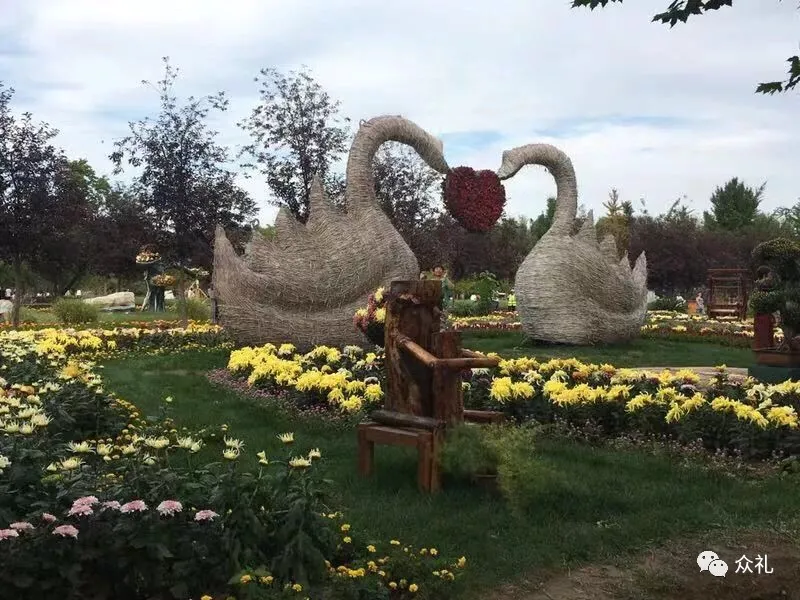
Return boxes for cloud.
[1,0,798,226]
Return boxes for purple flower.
[9,522,34,531]
[0,529,20,540]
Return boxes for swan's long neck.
[496,144,578,235]
[345,115,450,211]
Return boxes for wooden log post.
[384,279,443,417]
[431,330,464,426]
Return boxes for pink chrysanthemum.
[67,503,94,517]
[156,500,183,517]
[0,529,20,540]
[52,525,79,538]
[101,501,121,511]
[73,495,99,507]
[120,500,148,514]
[9,522,34,531]
[194,509,219,522]
[42,513,57,523]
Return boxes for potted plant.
[439,423,500,490]
[749,238,800,377]
[353,287,387,347]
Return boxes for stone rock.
[83,291,136,312]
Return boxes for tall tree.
[595,188,631,257]
[0,83,67,324]
[531,196,557,239]
[373,142,443,242]
[90,185,152,281]
[703,177,765,231]
[773,200,800,238]
[110,58,256,319]
[32,159,103,295]
[239,66,351,223]
[570,0,799,94]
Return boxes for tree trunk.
[60,266,87,297]
[176,277,189,327]
[431,331,464,426]
[384,279,443,417]
[12,257,23,327]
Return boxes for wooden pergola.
[706,268,750,321]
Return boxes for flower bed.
[0,332,465,599]
[641,310,778,347]
[449,311,521,332]
[444,309,782,347]
[227,344,385,416]
[1,318,215,332]
[227,343,800,460]
[0,323,230,359]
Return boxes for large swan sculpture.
[212,116,450,348]
[497,144,648,344]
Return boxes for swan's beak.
[496,164,512,180]
[496,152,519,180]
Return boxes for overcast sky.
[1,0,798,225]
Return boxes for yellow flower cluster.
[485,356,800,430]
[0,323,226,362]
[642,310,783,343]
[228,344,384,413]
[0,382,52,436]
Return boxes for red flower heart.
[443,167,506,232]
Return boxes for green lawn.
[461,332,753,367]
[101,348,800,596]
[20,307,182,325]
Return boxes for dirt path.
[490,530,799,600]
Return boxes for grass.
[101,348,800,596]
[17,308,183,325]
[461,331,753,367]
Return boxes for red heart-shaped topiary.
[443,167,506,232]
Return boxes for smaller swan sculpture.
[496,144,648,345]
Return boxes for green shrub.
[449,299,479,317]
[647,296,687,312]
[440,424,499,478]
[52,299,100,325]
[441,422,556,515]
[167,298,211,321]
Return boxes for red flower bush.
[443,167,506,232]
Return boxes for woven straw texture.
[497,144,648,345]
[213,116,451,349]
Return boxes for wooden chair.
[356,279,504,493]
[358,422,443,492]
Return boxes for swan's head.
[496,149,521,180]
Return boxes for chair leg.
[429,431,442,493]
[357,427,374,477]
[417,437,432,492]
